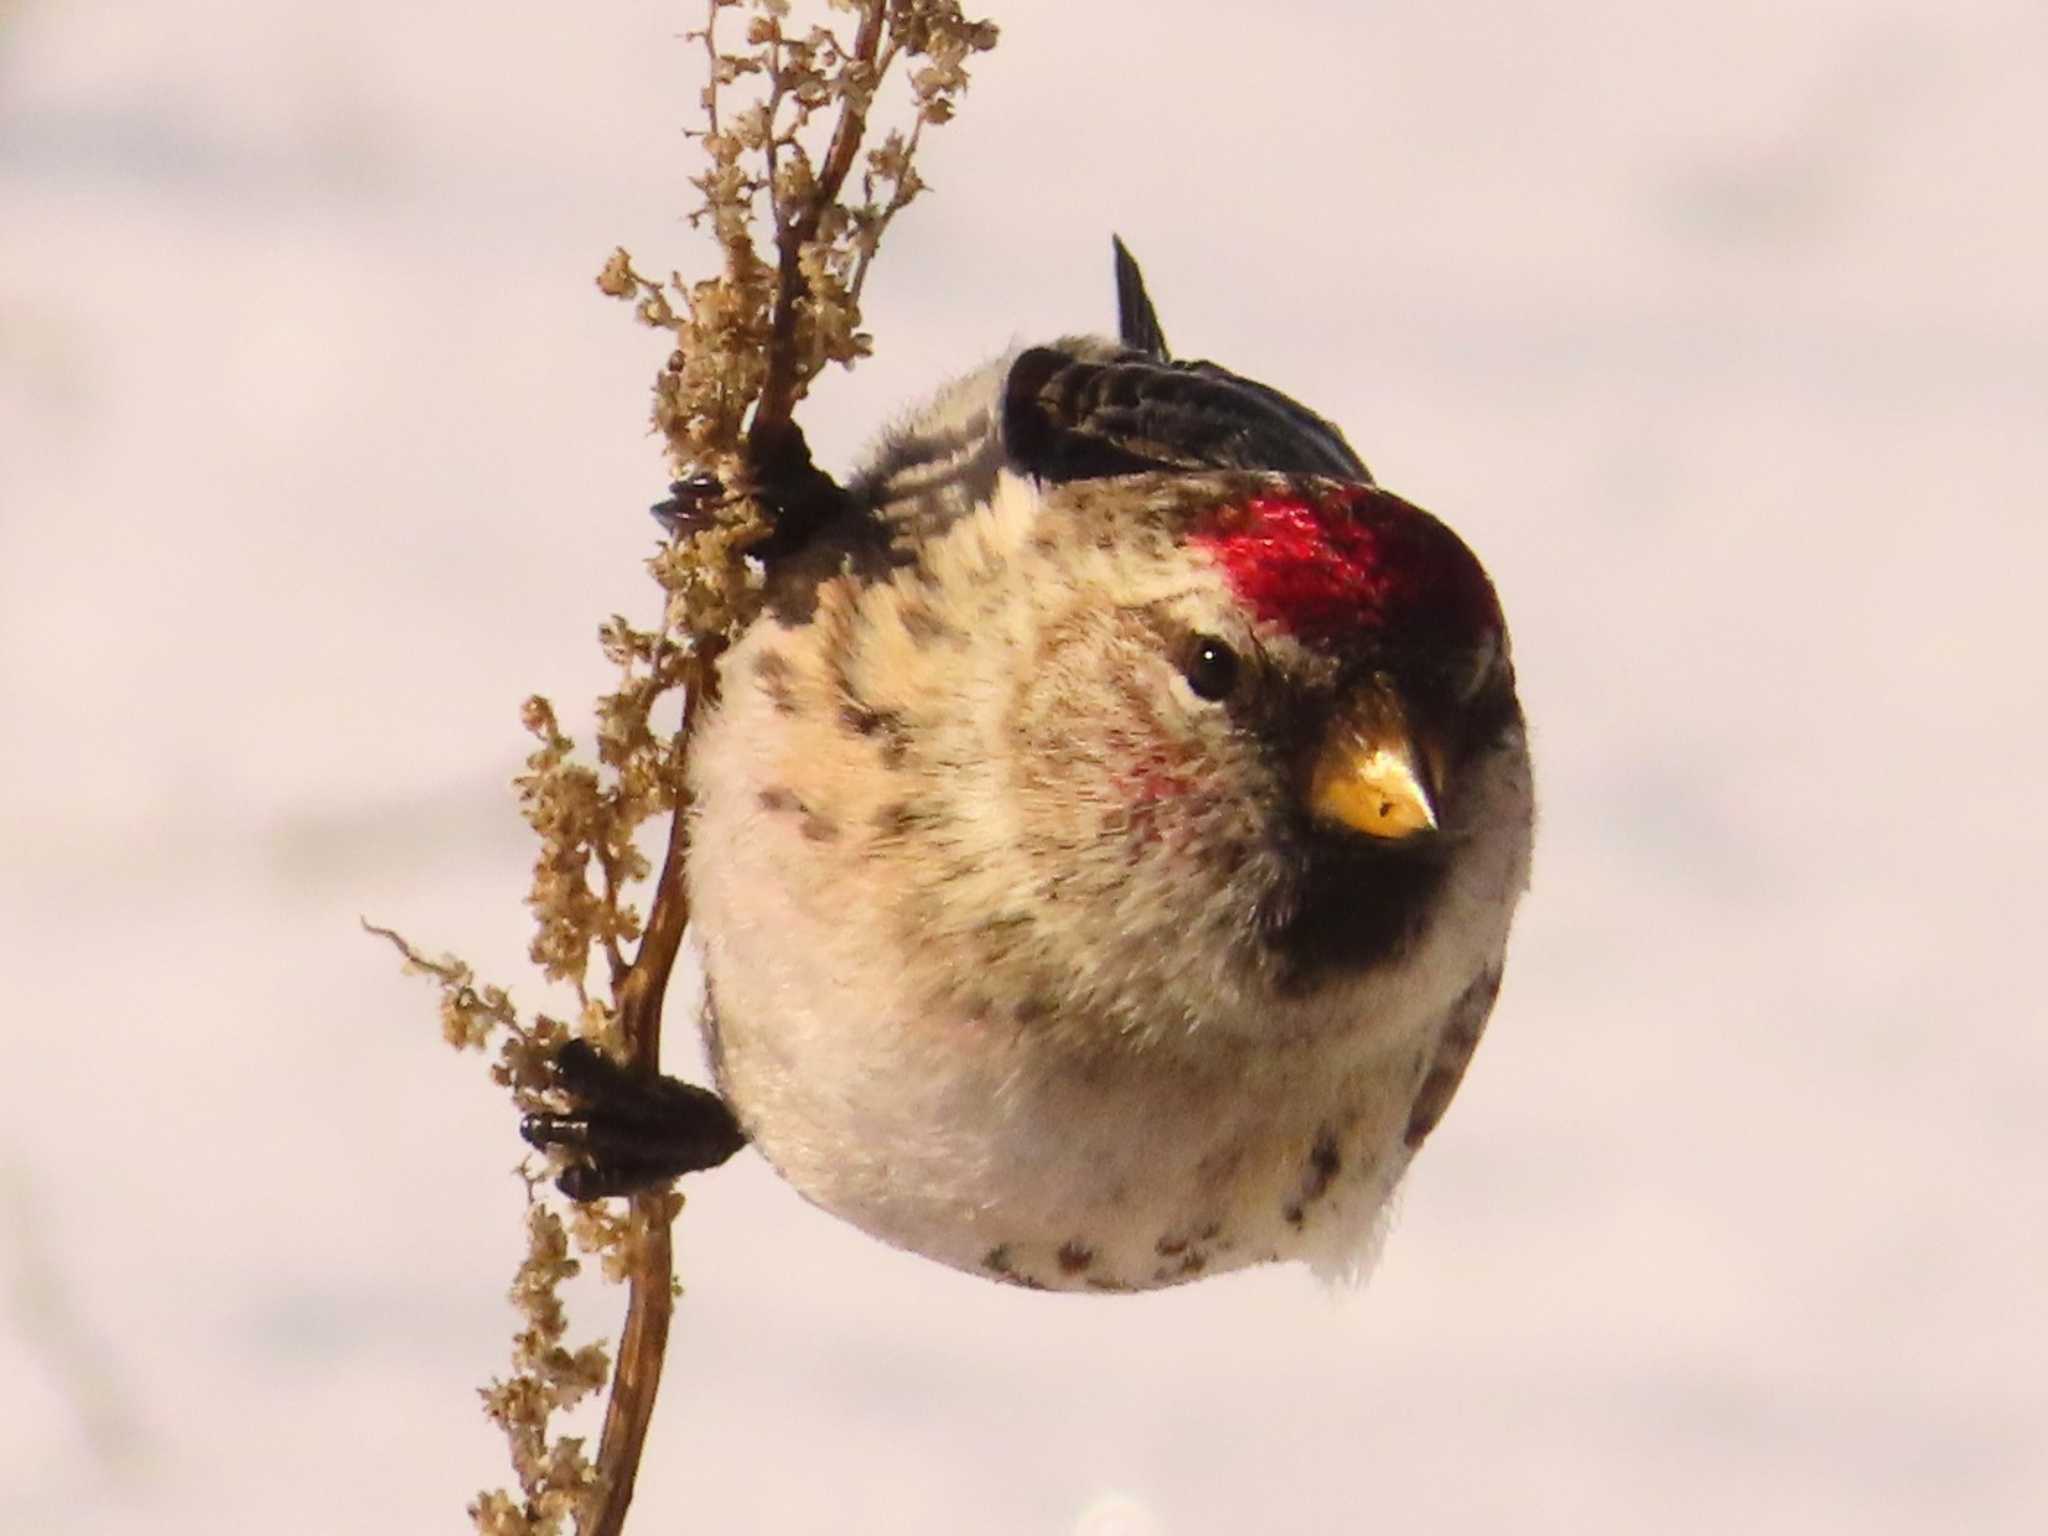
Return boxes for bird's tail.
[1112,235,1170,360]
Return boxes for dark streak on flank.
[873,800,930,840]
[1151,1250,1208,1285]
[761,785,836,842]
[898,593,958,647]
[1282,1202,1305,1229]
[753,650,799,715]
[1305,1128,1342,1202]
[1013,993,1056,1026]
[839,698,910,760]
[835,687,912,767]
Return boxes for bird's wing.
[1402,967,1503,1150]
[1000,344,1371,486]
[850,241,1370,548]
[1006,236,1368,484]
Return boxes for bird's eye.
[1181,636,1240,702]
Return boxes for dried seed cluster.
[606,0,998,644]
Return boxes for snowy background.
[4,1,2045,1531]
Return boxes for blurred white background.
[4,1,2045,1531]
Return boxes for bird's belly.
[698,917,1425,1292]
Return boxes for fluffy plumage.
[667,246,1535,1291]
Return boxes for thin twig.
[597,849,629,992]
[848,117,926,305]
[750,0,888,445]
[763,19,785,238]
[582,651,721,1536]
[700,7,723,137]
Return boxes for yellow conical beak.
[1308,686,1439,840]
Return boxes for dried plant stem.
[586,1202,671,1536]
[382,5,996,1532]
[751,4,886,446]
[584,654,718,1536]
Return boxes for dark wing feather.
[1003,238,1368,486]
[845,243,1371,565]
[1002,346,1371,485]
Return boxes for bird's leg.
[521,1039,747,1201]
[650,418,850,564]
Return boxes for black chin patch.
[1254,825,1450,992]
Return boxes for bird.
[523,239,1534,1292]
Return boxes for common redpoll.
[527,241,1533,1291]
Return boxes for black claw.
[651,472,727,538]
[524,1040,747,1200]
[648,424,851,564]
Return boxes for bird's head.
[995,471,1524,1021]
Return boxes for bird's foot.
[520,1039,747,1200]
[649,419,848,563]
[650,470,728,541]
